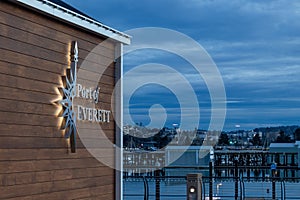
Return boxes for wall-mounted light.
[189,186,196,193]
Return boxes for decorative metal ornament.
[59,41,78,153]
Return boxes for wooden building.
[0,0,130,199]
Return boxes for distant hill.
[224,125,299,136]
[253,125,299,136]
[123,125,300,149]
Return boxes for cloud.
[63,0,300,130]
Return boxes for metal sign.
[59,41,112,153]
[60,41,78,153]
[271,163,277,170]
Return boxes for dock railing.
[123,175,300,200]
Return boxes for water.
[123,179,186,200]
[123,174,300,200]
[124,180,300,199]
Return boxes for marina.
[123,147,300,199]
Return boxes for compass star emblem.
[59,41,78,153]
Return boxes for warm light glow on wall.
[52,85,64,120]
[57,117,64,129]
[65,137,71,149]
[54,105,62,116]
[52,41,77,153]
[52,41,74,112]
[67,42,72,67]
[57,41,78,153]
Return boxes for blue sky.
[64,0,300,131]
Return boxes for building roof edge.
[14,0,131,45]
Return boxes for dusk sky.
[64,0,300,131]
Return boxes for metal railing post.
[272,169,276,200]
[235,160,239,200]
[155,170,161,200]
[209,161,213,200]
[143,176,149,200]
[241,178,245,200]
[282,180,286,200]
[239,178,243,200]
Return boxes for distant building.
[164,145,212,176]
[269,141,300,168]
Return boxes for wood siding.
[0,1,117,199]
